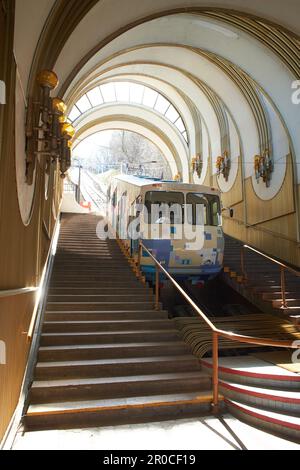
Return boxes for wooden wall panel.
[220,159,243,209]
[0,292,35,441]
[221,154,299,266]
[245,155,294,226]
[0,2,62,443]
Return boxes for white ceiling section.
[18,0,298,193]
[60,13,297,174]
[68,81,190,142]
[14,0,56,93]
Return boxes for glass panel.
[154,94,170,114]
[76,95,92,113]
[186,193,221,226]
[174,117,185,133]
[165,105,179,123]
[187,193,208,226]
[115,82,130,102]
[129,83,144,104]
[182,131,188,142]
[142,87,158,108]
[144,191,184,224]
[68,106,81,122]
[100,83,117,102]
[87,87,103,106]
[211,197,221,226]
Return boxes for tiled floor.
[12,414,299,450]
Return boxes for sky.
[73,131,114,158]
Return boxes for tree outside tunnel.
[72,129,172,179]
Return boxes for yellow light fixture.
[61,122,75,138]
[67,140,73,148]
[52,98,67,114]
[58,114,67,123]
[36,70,59,90]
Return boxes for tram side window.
[107,185,111,200]
[111,189,117,208]
[144,191,184,224]
[186,193,208,226]
[187,193,221,226]
[211,198,221,226]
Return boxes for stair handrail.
[137,240,299,412]
[0,287,38,298]
[240,243,300,309]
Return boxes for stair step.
[38,341,191,362]
[201,355,300,390]
[40,330,181,346]
[226,399,300,442]
[45,310,169,321]
[47,287,149,295]
[47,294,153,302]
[24,392,216,431]
[34,355,201,380]
[29,371,211,404]
[43,319,174,333]
[273,299,300,308]
[220,381,300,416]
[46,302,157,311]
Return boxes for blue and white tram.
[107,175,224,284]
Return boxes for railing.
[135,240,299,412]
[240,244,300,309]
[0,287,38,298]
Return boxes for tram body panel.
[107,175,224,283]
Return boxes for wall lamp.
[216,151,231,182]
[191,153,203,178]
[254,150,273,187]
[25,69,74,183]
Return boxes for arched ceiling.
[73,103,189,180]
[14,0,299,202]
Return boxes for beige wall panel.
[0,292,35,441]
[245,155,294,226]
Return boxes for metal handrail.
[137,240,299,411]
[240,243,300,309]
[243,244,300,277]
[0,287,38,298]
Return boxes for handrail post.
[280,266,287,309]
[137,239,142,273]
[241,245,247,283]
[212,331,219,414]
[155,264,160,310]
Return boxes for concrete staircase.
[222,235,300,328]
[23,214,215,431]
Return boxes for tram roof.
[113,174,220,194]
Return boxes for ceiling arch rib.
[75,51,288,197]
[50,6,300,99]
[67,42,271,160]
[87,63,236,169]
[70,46,260,176]
[72,103,190,181]
[68,81,189,144]
[58,13,298,179]
[74,122,176,179]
